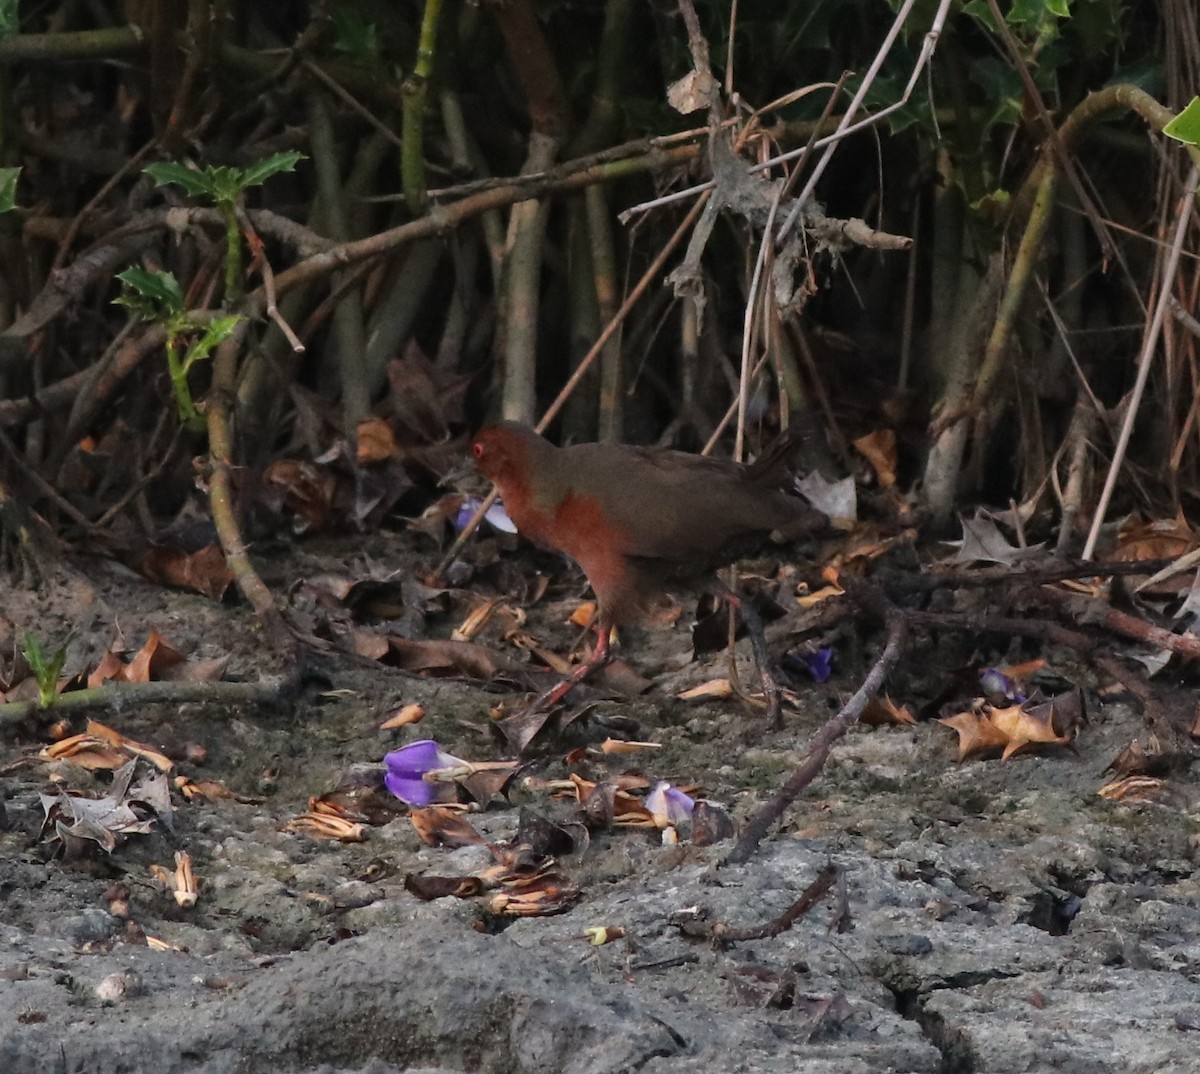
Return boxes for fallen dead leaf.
[409,806,487,848]
[939,699,1075,762]
[860,695,916,727]
[570,601,597,628]
[283,812,367,842]
[356,416,398,464]
[451,599,500,642]
[379,702,425,729]
[385,637,521,680]
[853,428,897,488]
[678,678,735,701]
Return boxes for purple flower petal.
[454,497,517,535]
[384,769,439,807]
[979,667,1013,704]
[803,646,834,683]
[646,781,695,827]
[485,500,517,534]
[383,740,467,806]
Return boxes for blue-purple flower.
[454,497,517,535]
[801,646,835,683]
[980,667,1025,705]
[645,781,695,828]
[383,740,468,806]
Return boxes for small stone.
[94,969,144,1003]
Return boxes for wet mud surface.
[2,533,1199,1073]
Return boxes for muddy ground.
[2,531,1199,1074]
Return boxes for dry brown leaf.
[853,428,898,488]
[86,720,174,772]
[40,733,128,770]
[353,629,391,661]
[385,637,518,680]
[1097,776,1186,806]
[1114,515,1197,561]
[409,806,486,848]
[569,601,597,628]
[159,653,230,683]
[600,738,662,754]
[379,702,425,729]
[124,631,186,684]
[451,599,499,642]
[262,459,338,531]
[134,544,235,601]
[937,710,1013,762]
[284,812,367,842]
[678,678,734,701]
[173,776,264,804]
[506,631,573,675]
[860,695,917,727]
[996,658,1047,680]
[988,703,1074,760]
[356,416,398,464]
[796,582,845,609]
[173,850,198,908]
[404,873,485,901]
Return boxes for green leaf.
[1164,97,1200,149]
[22,631,67,709]
[239,151,305,190]
[144,161,217,198]
[1044,0,1070,17]
[962,0,998,30]
[181,315,242,372]
[114,267,185,312]
[0,0,19,38]
[1007,0,1044,24]
[205,165,243,205]
[0,166,20,213]
[332,10,381,60]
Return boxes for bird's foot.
[527,628,613,713]
[722,591,786,729]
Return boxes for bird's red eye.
[472,442,485,460]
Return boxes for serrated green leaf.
[0,167,20,213]
[240,152,305,190]
[144,161,217,198]
[1164,97,1200,148]
[1045,0,1070,17]
[205,165,242,205]
[182,315,242,372]
[114,267,185,312]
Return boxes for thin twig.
[690,864,838,945]
[0,676,292,731]
[302,58,404,152]
[726,612,907,865]
[877,556,1178,595]
[52,137,157,272]
[622,0,952,224]
[1037,583,1200,658]
[904,609,1096,653]
[0,424,96,532]
[237,208,304,353]
[1083,167,1199,559]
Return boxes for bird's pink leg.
[530,622,613,711]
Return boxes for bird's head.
[470,422,544,490]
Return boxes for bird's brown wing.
[560,443,817,565]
